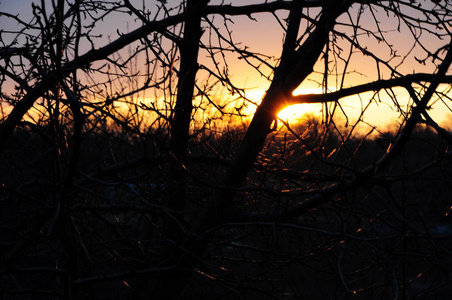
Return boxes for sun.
[277,104,306,121]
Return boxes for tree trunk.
[151,1,209,299]
[164,2,354,297]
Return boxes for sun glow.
[277,104,306,121]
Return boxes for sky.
[1,0,451,134]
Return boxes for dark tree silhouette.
[1,0,452,299]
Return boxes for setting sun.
[277,104,306,121]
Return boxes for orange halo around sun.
[277,104,306,121]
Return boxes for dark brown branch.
[374,38,452,171]
[204,0,322,16]
[287,73,452,105]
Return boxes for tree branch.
[287,73,452,105]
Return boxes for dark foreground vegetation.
[1,121,452,299]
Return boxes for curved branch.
[374,38,452,171]
[287,73,452,105]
